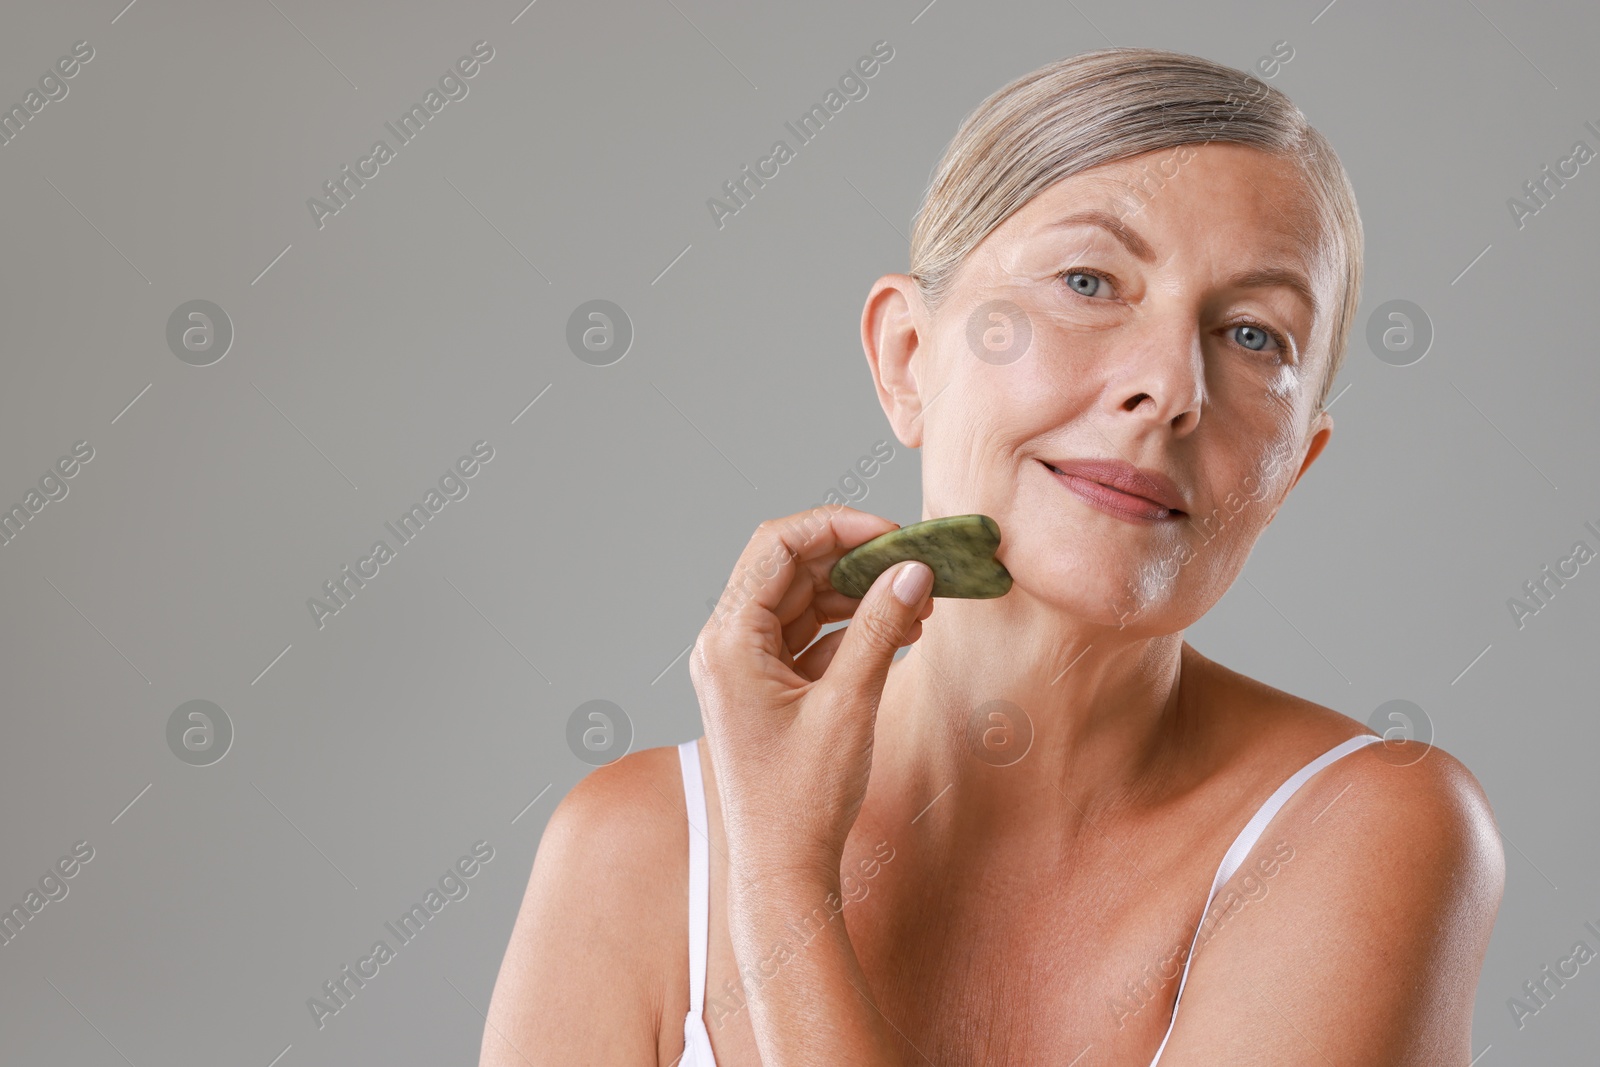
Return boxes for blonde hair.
[908,47,1363,418]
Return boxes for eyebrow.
[1043,208,1320,320]
[1046,209,1157,262]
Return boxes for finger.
[783,575,930,653]
[779,588,875,654]
[771,566,858,629]
[781,604,830,661]
[792,626,846,681]
[794,618,924,682]
[712,507,899,631]
[818,559,933,719]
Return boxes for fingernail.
[892,560,933,605]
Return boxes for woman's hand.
[690,505,934,1064]
[690,504,935,885]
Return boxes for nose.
[1106,311,1204,436]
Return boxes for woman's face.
[866,142,1340,633]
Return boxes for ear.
[1265,409,1333,525]
[861,273,930,450]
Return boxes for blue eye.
[1063,270,1104,297]
[1234,324,1272,351]
[1058,269,1291,359]
[1231,322,1288,354]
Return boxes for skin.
[480,143,1505,1066]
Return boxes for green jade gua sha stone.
[829,514,1013,600]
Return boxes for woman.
[481,47,1504,1065]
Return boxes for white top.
[675,732,1382,1066]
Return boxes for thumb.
[823,559,932,713]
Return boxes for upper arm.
[479,747,687,1067]
[1157,741,1506,1066]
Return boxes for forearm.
[726,868,902,1066]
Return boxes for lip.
[1040,458,1187,521]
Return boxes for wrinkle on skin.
[934,143,1324,534]
[860,142,1345,808]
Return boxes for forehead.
[1003,143,1331,272]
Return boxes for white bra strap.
[1146,732,1382,1065]
[678,739,711,1015]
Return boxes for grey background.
[1,0,1595,1063]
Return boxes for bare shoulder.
[1293,729,1506,918]
[1214,653,1502,848]
[1315,731,1507,948]
[1209,654,1505,925]
[541,743,692,878]
[479,744,693,1066]
[1162,654,1507,1063]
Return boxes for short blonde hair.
[909,47,1363,417]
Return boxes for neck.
[872,591,1205,846]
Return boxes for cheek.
[1108,432,1301,626]
[1206,370,1308,488]
[1183,491,1273,582]
[1225,360,1312,438]
[929,318,1072,446]
[1266,361,1305,400]
[1179,434,1300,565]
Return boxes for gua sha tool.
[830,514,1013,599]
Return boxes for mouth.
[1040,459,1187,522]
